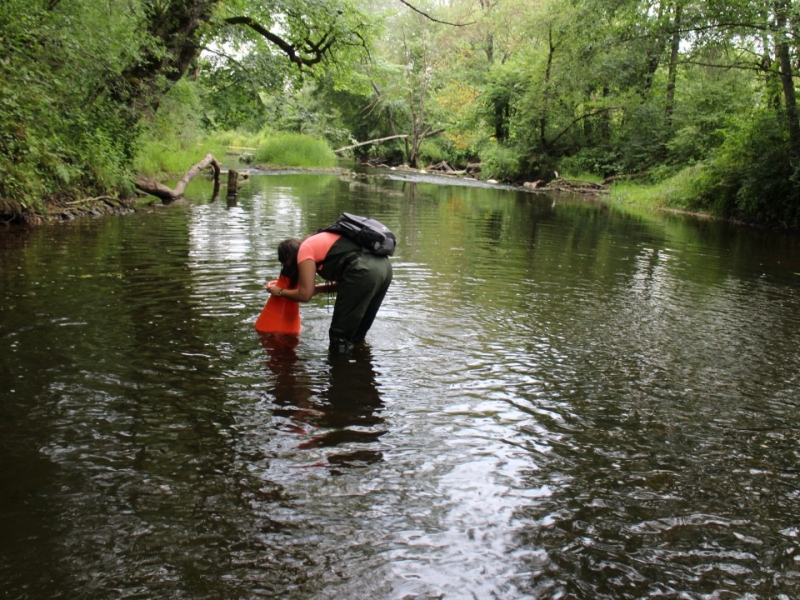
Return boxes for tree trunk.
[599,86,611,143]
[134,154,221,201]
[642,1,666,94]
[113,0,219,115]
[540,23,555,151]
[776,2,800,158]
[226,169,239,197]
[407,88,418,168]
[759,12,780,109]
[665,4,682,126]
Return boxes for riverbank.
[0,163,775,234]
[1,195,138,226]
[363,162,723,219]
[372,163,773,230]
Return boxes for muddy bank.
[2,195,138,226]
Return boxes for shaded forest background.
[2,0,800,228]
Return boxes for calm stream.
[2,171,800,599]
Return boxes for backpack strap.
[316,236,363,281]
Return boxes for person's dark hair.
[277,238,301,287]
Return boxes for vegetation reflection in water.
[1,173,800,599]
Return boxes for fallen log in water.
[524,177,610,195]
[134,154,222,201]
[427,161,456,172]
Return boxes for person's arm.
[267,259,319,302]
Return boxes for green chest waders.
[318,237,393,351]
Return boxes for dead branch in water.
[525,177,610,195]
[134,154,221,201]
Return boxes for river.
[2,171,800,599]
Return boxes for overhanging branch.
[225,16,333,68]
[397,0,475,27]
[546,107,618,148]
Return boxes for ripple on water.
[2,178,800,598]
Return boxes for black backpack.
[319,212,397,256]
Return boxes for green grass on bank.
[559,172,604,184]
[134,131,336,177]
[134,138,229,178]
[556,169,705,213]
[609,165,708,212]
[254,133,336,168]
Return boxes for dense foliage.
[0,0,369,219]
[0,0,141,214]
[274,0,800,227]
[2,0,800,228]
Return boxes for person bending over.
[266,231,392,352]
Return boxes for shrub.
[419,137,450,166]
[479,142,520,181]
[254,133,336,168]
[558,147,623,179]
[691,110,800,227]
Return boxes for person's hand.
[267,282,283,297]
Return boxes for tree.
[773,0,800,158]
[0,0,372,218]
[116,0,370,119]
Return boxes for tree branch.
[397,0,475,27]
[224,16,333,68]
[619,21,791,45]
[134,154,221,201]
[333,129,444,153]
[546,107,618,148]
[421,127,445,139]
[678,58,766,73]
[334,134,409,153]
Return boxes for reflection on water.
[259,334,385,461]
[1,173,800,598]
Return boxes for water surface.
[2,173,800,599]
